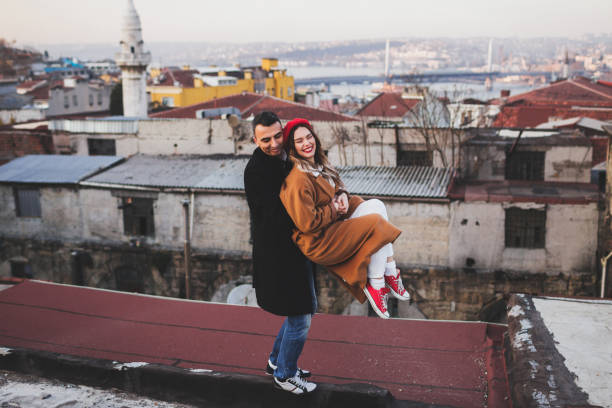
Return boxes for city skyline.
[2,0,612,47]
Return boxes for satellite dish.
[227,284,258,306]
[227,114,240,129]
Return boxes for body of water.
[290,66,538,101]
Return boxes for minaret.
[115,0,151,117]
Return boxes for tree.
[110,83,123,115]
[403,86,472,169]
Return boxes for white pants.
[348,199,393,280]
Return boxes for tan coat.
[280,166,401,303]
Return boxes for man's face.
[253,121,283,156]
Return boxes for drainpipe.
[601,251,612,298]
[182,198,192,299]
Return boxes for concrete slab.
[0,280,511,408]
[533,297,612,408]
[506,294,609,408]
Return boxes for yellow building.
[147,58,295,108]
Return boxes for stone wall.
[0,237,597,322]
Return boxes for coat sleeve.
[281,172,338,234]
[244,163,294,236]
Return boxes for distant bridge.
[294,71,554,86]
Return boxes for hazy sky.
[2,0,611,46]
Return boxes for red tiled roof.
[492,105,612,127]
[494,77,612,108]
[151,69,199,88]
[16,80,46,90]
[356,92,421,118]
[27,85,49,101]
[150,92,357,122]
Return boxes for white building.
[115,0,151,117]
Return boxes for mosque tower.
[115,0,151,117]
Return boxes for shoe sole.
[386,285,411,301]
[363,288,390,319]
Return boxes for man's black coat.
[244,147,314,316]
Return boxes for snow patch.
[513,318,536,352]
[0,347,12,356]
[529,360,539,379]
[532,390,551,407]
[508,305,524,317]
[113,362,149,370]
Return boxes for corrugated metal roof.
[0,155,123,184]
[337,166,452,199]
[84,154,452,198]
[84,155,249,190]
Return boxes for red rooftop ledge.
[0,280,511,407]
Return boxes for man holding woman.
[244,112,410,396]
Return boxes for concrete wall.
[449,201,598,274]
[53,132,139,156]
[0,109,46,125]
[387,201,450,267]
[464,144,593,183]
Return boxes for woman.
[279,118,410,318]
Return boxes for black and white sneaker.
[266,359,311,378]
[273,373,317,395]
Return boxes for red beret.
[283,118,313,144]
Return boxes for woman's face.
[293,126,316,161]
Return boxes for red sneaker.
[385,270,411,301]
[363,283,390,319]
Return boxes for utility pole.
[182,199,192,299]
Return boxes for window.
[505,151,545,181]
[161,97,174,107]
[288,87,293,97]
[10,260,32,278]
[88,138,116,156]
[122,197,155,237]
[89,94,94,106]
[397,150,433,167]
[14,188,41,217]
[505,208,546,248]
[72,94,78,106]
[64,95,69,109]
[97,92,103,106]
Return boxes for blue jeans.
[269,262,317,379]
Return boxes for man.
[243,111,317,395]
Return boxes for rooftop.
[149,92,357,122]
[83,154,454,199]
[0,280,510,407]
[356,92,421,118]
[83,154,250,191]
[507,294,612,407]
[0,154,123,184]
[450,180,599,204]
[491,77,612,127]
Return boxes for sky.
[2,0,612,46]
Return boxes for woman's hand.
[333,193,349,215]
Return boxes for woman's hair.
[284,124,343,188]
